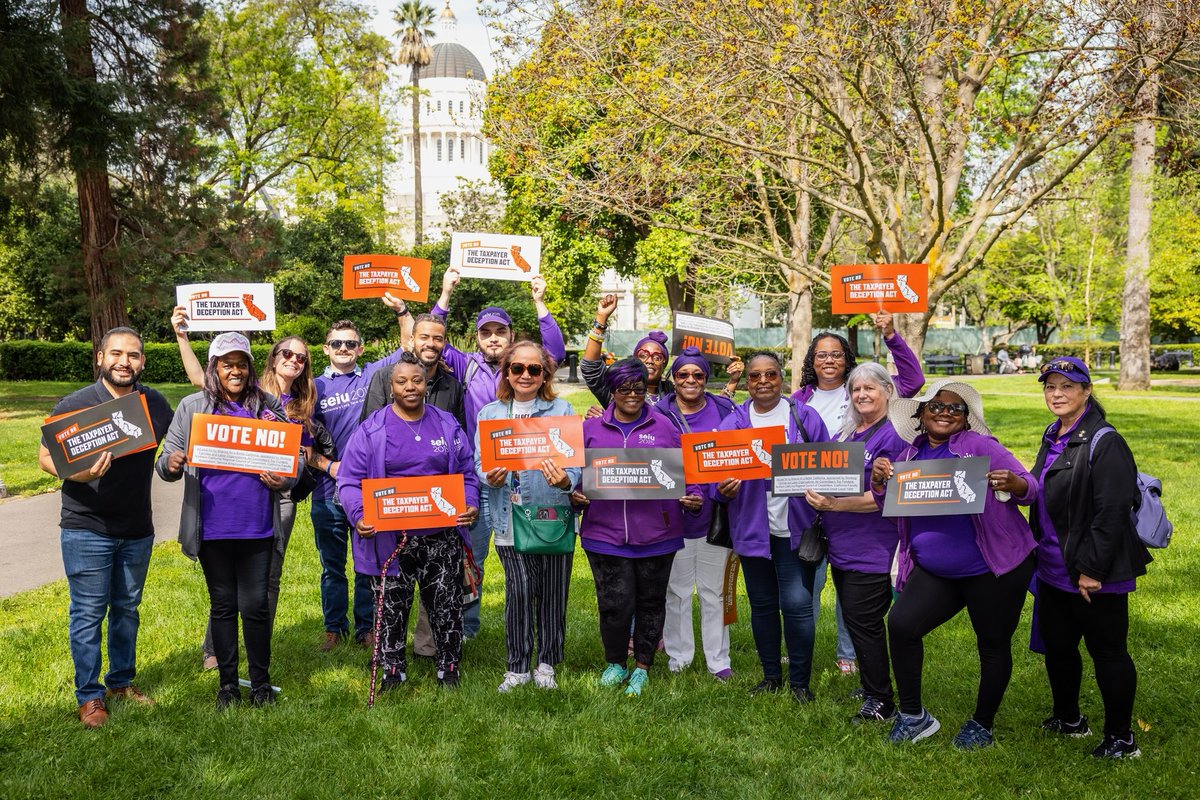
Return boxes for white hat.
[887,379,990,443]
[208,332,253,362]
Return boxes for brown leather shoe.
[107,685,156,706]
[319,631,344,652]
[78,699,108,729]
[357,632,375,650]
[202,654,219,671]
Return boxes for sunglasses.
[925,401,968,416]
[674,370,706,382]
[635,349,667,365]
[277,348,308,365]
[1040,360,1079,374]
[747,370,781,381]
[814,351,846,362]
[615,383,648,397]
[508,362,544,378]
[326,339,360,350]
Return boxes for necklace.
[399,411,425,441]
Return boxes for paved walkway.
[0,479,184,598]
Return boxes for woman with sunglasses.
[475,342,580,693]
[657,347,738,681]
[871,379,1037,749]
[156,333,298,708]
[716,352,829,703]
[1030,358,1150,759]
[572,358,704,697]
[794,313,925,678]
[337,353,480,690]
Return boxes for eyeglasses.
[326,339,360,350]
[674,370,706,382]
[635,349,667,365]
[747,370,781,381]
[925,401,967,416]
[814,351,846,362]
[1040,360,1078,374]
[277,348,308,365]
[614,383,648,396]
[508,362,544,378]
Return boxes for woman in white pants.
[657,348,742,680]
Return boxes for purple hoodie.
[793,330,925,404]
[432,303,567,439]
[872,428,1038,590]
[716,397,830,559]
[579,406,701,557]
[655,392,736,539]
[337,404,480,577]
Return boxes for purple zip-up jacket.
[872,429,1038,590]
[579,406,700,555]
[337,405,480,576]
[656,392,736,539]
[432,303,567,439]
[793,330,925,404]
[716,397,829,558]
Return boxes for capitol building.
[388,2,493,245]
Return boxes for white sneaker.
[668,659,691,674]
[533,663,558,689]
[497,671,531,693]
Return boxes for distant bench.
[924,354,963,375]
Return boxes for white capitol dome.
[389,2,493,245]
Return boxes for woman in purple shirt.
[157,333,297,709]
[1031,357,1151,759]
[871,380,1037,749]
[803,362,907,724]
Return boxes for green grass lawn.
[0,377,1197,798]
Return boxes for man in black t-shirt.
[37,327,174,729]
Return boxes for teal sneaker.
[888,709,941,744]
[624,667,648,697]
[600,663,629,687]
[952,719,995,750]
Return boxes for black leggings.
[1037,580,1137,736]
[198,536,273,691]
[586,550,675,668]
[832,568,894,703]
[888,555,1034,728]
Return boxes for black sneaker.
[438,667,461,689]
[1092,733,1140,759]
[215,685,241,710]
[849,686,865,701]
[749,678,783,696]
[852,696,897,724]
[1042,714,1091,737]
[249,685,276,707]
[380,670,407,692]
[790,685,815,704]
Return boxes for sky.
[365,0,499,78]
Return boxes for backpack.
[1089,427,1172,549]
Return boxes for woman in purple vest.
[1031,357,1151,759]
[870,379,1036,749]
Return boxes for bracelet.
[587,332,606,345]
[593,320,608,331]
[394,305,410,317]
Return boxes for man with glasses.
[311,295,410,651]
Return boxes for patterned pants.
[495,545,573,673]
[369,529,464,675]
[585,550,676,668]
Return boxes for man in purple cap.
[425,267,567,636]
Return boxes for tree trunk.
[895,313,929,362]
[787,272,813,392]
[411,66,424,247]
[1118,67,1157,390]
[662,261,697,313]
[59,0,129,358]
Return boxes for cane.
[367,532,409,709]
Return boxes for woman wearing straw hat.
[870,379,1037,749]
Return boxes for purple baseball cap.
[1038,355,1090,383]
[208,332,253,362]
[476,306,512,330]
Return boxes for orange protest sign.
[477,416,585,471]
[187,413,303,477]
[361,475,466,532]
[342,254,432,301]
[830,263,928,314]
[681,425,787,483]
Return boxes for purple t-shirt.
[382,407,458,477]
[823,421,904,573]
[908,441,988,578]
[199,402,273,541]
[1036,411,1136,594]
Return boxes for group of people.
[40,274,1151,760]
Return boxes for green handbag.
[511,504,576,555]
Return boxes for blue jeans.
[462,492,491,638]
[60,529,154,704]
[812,557,857,662]
[740,534,818,689]
[311,497,372,640]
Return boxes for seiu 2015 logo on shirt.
[318,386,367,411]
[430,436,448,454]
[638,433,658,445]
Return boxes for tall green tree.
[394,0,435,246]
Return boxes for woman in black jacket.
[1030,357,1151,759]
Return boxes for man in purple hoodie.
[425,268,567,637]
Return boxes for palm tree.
[394,0,436,246]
